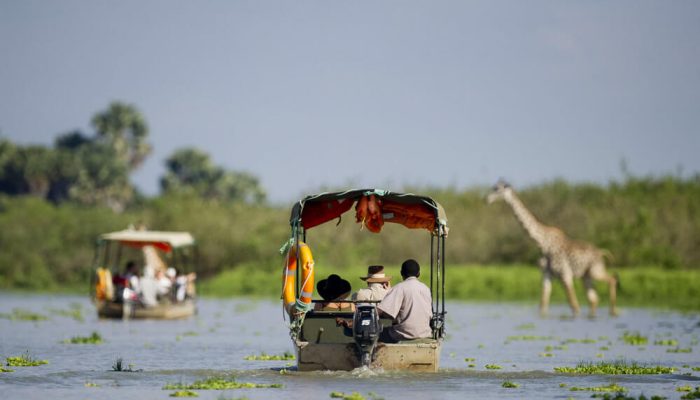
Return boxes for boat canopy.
[290,189,448,235]
[98,230,195,252]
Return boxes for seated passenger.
[352,265,392,302]
[113,261,140,303]
[314,274,355,312]
[155,269,172,300]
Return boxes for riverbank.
[199,264,700,311]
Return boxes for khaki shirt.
[377,277,432,340]
[352,283,390,302]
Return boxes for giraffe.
[487,180,618,317]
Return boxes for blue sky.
[1,1,699,203]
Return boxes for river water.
[1,292,698,400]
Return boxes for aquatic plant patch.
[569,383,627,392]
[243,351,295,361]
[329,392,366,400]
[0,367,14,372]
[554,360,675,375]
[667,347,692,353]
[64,331,103,344]
[680,387,700,399]
[170,390,199,397]
[654,339,678,346]
[6,352,48,367]
[591,393,666,400]
[564,338,597,344]
[0,308,48,321]
[502,381,519,388]
[111,357,141,372]
[621,332,648,345]
[48,304,84,322]
[163,376,283,390]
[506,335,554,342]
[484,364,502,370]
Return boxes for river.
[1,292,698,399]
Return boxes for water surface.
[1,293,698,399]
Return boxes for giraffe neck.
[504,192,548,249]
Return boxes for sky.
[1,1,699,204]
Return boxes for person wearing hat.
[351,265,392,302]
[314,274,355,312]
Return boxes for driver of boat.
[314,274,355,312]
[351,265,392,302]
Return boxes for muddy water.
[1,292,698,399]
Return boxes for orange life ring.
[282,241,315,315]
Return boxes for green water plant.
[654,339,678,346]
[667,347,692,353]
[590,393,666,400]
[678,386,693,392]
[84,382,100,388]
[1,367,14,372]
[680,387,700,399]
[243,351,295,361]
[506,335,554,341]
[564,338,597,344]
[48,304,84,322]
[0,309,48,321]
[485,364,502,370]
[163,376,282,390]
[621,332,648,346]
[502,381,519,388]
[569,383,627,392]
[170,390,199,397]
[6,351,48,367]
[111,357,140,372]
[64,331,103,344]
[329,392,366,400]
[554,360,675,375]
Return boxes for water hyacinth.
[0,309,48,321]
[243,351,295,361]
[163,376,283,390]
[169,390,199,397]
[569,383,627,392]
[502,381,520,388]
[6,352,48,367]
[64,331,103,344]
[621,332,648,346]
[554,360,675,375]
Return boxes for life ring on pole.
[282,241,315,316]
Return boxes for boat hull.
[294,340,441,372]
[95,299,196,320]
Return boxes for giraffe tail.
[600,249,615,263]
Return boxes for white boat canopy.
[99,230,195,252]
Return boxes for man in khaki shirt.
[377,259,433,343]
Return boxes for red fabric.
[301,198,355,229]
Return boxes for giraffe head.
[487,179,514,204]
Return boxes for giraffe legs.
[561,274,580,317]
[589,263,619,317]
[540,271,553,317]
[583,275,599,318]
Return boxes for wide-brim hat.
[317,274,352,301]
[360,265,392,283]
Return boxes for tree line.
[1,102,698,291]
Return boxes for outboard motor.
[352,305,382,367]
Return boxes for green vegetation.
[163,376,282,390]
[653,339,678,346]
[243,352,295,361]
[591,393,666,400]
[681,387,700,399]
[554,360,675,375]
[0,367,13,373]
[484,364,502,370]
[6,352,48,367]
[564,338,597,344]
[111,357,140,372]
[329,393,367,400]
[506,335,554,341]
[0,309,48,321]
[570,383,627,392]
[64,331,103,344]
[502,381,520,388]
[170,391,199,398]
[667,347,692,353]
[48,304,84,322]
[621,332,648,346]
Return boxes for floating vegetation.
[111,357,141,372]
[591,393,667,400]
[1,367,14,373]
[6,352,48,367]
[554,360,675,375]
[48,303,84,322]
[600,346,610,351]
[569,383,627,392]
[506,335,554,341]
[485,364,502,370]
[678,386,693,392]
[244,351,295,361]
[621,332,648,346]
[84,382,100,388]
[467,364,475,368]
[502,381,519,388]
[464,357,475,362]
[170,390,199,397]
[515,323,535,330]
[539,353,553,357]
[0,308,48,321]
[545,345,568,351]
[64,331,103,344]
[667,347,692,353]
[163,376,283,390]
[330,392,366,400]
[680,387,700,399]
[564,338,597,344]
[654,339,678,346]
[692,367,700,372]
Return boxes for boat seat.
[301,311,392,344]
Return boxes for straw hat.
[360,265,392,283]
